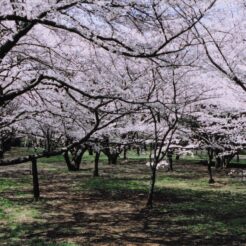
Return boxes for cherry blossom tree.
[195,0,246,92]
[188,95,246,183]
[0,0,222,202]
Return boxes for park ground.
[0,148,246,245]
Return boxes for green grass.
[0,179,22,192]
[1,147,246,244]
[160,188,246,239]
[81,177,148,191]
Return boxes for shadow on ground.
[0,162,245,245]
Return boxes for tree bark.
[88,146,93,155]
[169,157,173,171]
[93,151,100,177]
[64,150,77,171]
[236,153,240,163]
[146,167,156,208]
[106,152,119,165]
[31,158,40,201]
[64,147,86,171]
[111,153,119,165]
[73,148,86,170]
[136,147,140,156]
[215,157,221,169]
[0,150,3,159]
[123,146,127,160]
[207,150,215,183]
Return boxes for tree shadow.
[0,162,245,245]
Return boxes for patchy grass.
[81,177,149,192]
[0,150,246,245]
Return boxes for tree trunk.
[73,148,86,170]
[31,158,40,201]
[143,143,147,151]
[64,150,77,171]
[107,155,112,165]
[107,153,119,165]
[207,151,215,183]
[123,146,127,160]
[136,147,140,156]
[146,167,156,208]
[215,157,221,169]
[221,156,226,168]
[208,162,214,183]
[93,151,100,177]
[225,154,235,168]
[88,146,93,155]
[169,157,173,171]
[236,153,240,162]
[0,150,3,159]
[111,153,119,165]
[64,147,86,171]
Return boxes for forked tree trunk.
[73,148,86,170]
[93,151,100,177]
[112,153,118,165]
[64,150,77,171]
[64,148,86,171]
[107,153,119,165]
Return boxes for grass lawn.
[0,148,245,245]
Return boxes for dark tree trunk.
[0,150,3,159]
[88,146,93,155]
[167,151,173,171]
[221,156,226,168]
[208,162,214,183]
[143,143,147,151]
[236,153,240,162]
[31,158,40,201]
[111,153,119,165]
[64,147,86,171]
[93,151,100,177]
[108,153,119,165]
[73,148,86,170]
[226,154,235,168]
[169,157,173,171]
[146,166,156,208]
[136,147,140,156]
[107,154,111,165]
[215,157,221,169]
[175,154,180,160]
[64,150,77,171]
[207,150,215,183]
[123,146,127,160]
